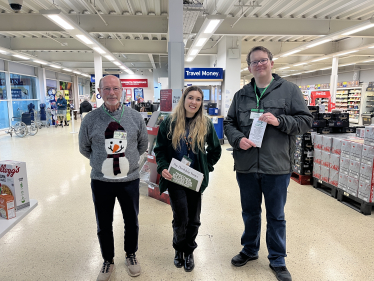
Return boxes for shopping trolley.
[55,109,67,128]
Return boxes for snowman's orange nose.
[113,144,119,152]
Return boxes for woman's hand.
[162,169,173,180]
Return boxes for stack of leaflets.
[168,158,204,192]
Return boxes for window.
[10,73,37,100]
[0,72,6,100]
[0,101,9,129]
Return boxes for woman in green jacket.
[154,86,222,272]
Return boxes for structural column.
[330,57,339,105]
[37,67,46,105]
[168,0,184,95]
[94,51,103,107]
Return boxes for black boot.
[184,253,194,272]
[174,251,184,268]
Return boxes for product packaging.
[0,194,16,220]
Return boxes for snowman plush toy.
[101,122,130,179]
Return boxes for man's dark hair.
[246,46,273,65]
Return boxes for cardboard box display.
[358,180,374,203]
[329,169,339,187]
[322,136,333,152]
[328,120,349,127]
[350,142,363,162]
[321,166,330,182]
[338,173,349,191]
[321,151,330,168]
[349,160,361,179]
[314,149,322,164]
[313,135,323,150]
[347,177,359,197]
[359,163,373,182]
[0,161,30,210]
[313,163,321,179]
[356,128,365,138]
[330,154,340,171]
[331,137,343,155]
[364,126,374,146]
[361,145,374,165]
[339,157,350,175]
[341,140,352,158]
[0,194,15,220]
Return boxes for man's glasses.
[101,87,122,93]
[249,58,269,67]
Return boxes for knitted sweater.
[79,104,148,182]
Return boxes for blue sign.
[91,74,119,83]
[184,68,223,80]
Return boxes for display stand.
[0,199,38,239]
[70,110,78,134]
[207,115,224,145]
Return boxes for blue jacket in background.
[56,97,67,110]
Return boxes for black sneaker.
[231,252,258,267]
[269,264,292,281]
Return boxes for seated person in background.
[80,96,92,118]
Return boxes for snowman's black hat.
[105,122,125,139]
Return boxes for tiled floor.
[0,121,373,281]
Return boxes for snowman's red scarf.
[107,153,125,175]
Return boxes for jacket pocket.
[263,99,286,116]
[233,147,257,172]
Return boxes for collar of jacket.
[241,73,283,96]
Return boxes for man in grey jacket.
[224,46,312,281]
[79,75,148,281]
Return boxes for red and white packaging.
[321,151,330,168]
[356,128,365,138]
[329,169,339,187]
[321,166,330,182]
[350,142,363,162]
[338,173,349,191]
[364,126,374,146]
[313,134,323,150]
[358,179,374,203]
[331,137,343,155]
[314,149,322,164]
[313,163,321,179]
[341,140,352,159]
[0,194,16,220]
[339,157,350,175]
[361,145,374,165]
[322,136,333,152]
[330,154,340,171]
[359,163,373,182]
[349,160,360,179]
[0,161,30,210]
[347,177,359,197]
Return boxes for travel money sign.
[184,68,223,81]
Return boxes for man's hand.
[259,112,279,126]
[162,169,173,180]
[239,138,256,150]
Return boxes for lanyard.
[254,78,273,108]
[102,105,124,124]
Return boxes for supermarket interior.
[1,1,374,281]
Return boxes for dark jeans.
[236,172,291,267]
[168,182,202,254]
[91,178,140,261]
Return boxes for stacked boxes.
[293,133,313,175]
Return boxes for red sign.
[310,91,333,112]
[120,79,148,87]
[160,89,172,112]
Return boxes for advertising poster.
[134,88,144,102]
[125,89,132,103]
[160,89,172,111]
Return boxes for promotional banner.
[120,79,148,87]
[184,68,223,80]
[310,91,332,112]
[134,88,144,102]
[160,89,172,111]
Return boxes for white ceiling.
[0,0,373,79]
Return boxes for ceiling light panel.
[47,15,74,30]
[105,55,115,61]
[342,23,374,36]
[93,47,106,54]
[336,50,358,56]
[12,54,29,60]
[76,34,93,44]
[204,20,220,33]
[312,57,329,62]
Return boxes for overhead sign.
[90,74,119,83]
[184,68,223,80]
[120,79,148,87]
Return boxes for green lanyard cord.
[254,77,273,108]
[102,104,125,124]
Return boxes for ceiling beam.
[148,54,156,69]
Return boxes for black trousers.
[168,182,202,254]
[91,178,140,261]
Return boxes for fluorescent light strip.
[190,49,199,56]
[196,38,208,47]
[320,67,332,70]
[369,46,374,49]
[294,63,307,66]
[336,50,358,56]
[363,59,374,62]
[50,65,61,68]
[281,49,301,57]
[76,34,93,44]
[93,47,106,54]
[279,67,290,70]
[105,55,115,61]
[186,57,194,62]
[272,57,278,61]
[12,54,29,60]
[0,50,6,54]
[114,62,121,66]
[306,39,331,49]
[311,57,329,62]
[48,15,74,30]
[34,60,48,65]
[342,23,374,36]
[339,63,356,67]
[63,68,72,72]
[73,71,81,74]
[204,20,220,33]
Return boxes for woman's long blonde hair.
[168,86,209,153]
